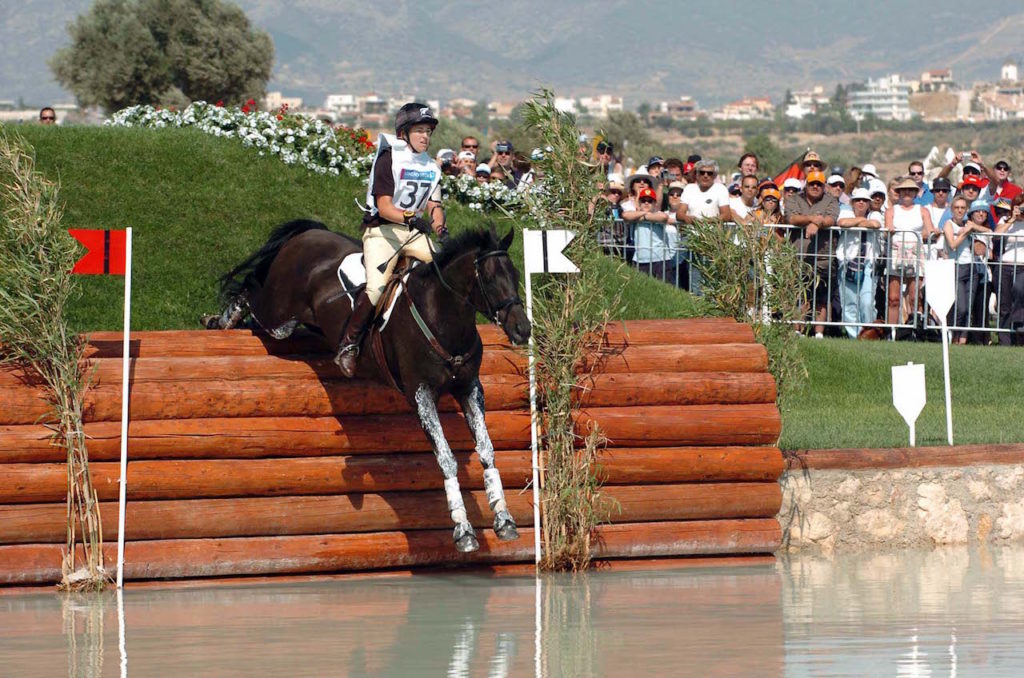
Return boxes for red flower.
[215,100,224,107]
[277,114,283,120]
[246,98,256,106]
[241,105,250,113]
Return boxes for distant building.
[263,91,303,111]
[554,97,578,114]
[785,86,830,119]
[658,96,700,121]
[711,96,774,121]
[487,101,518,121]
[324,94,358,116]
[919,69,954,92]
[1001,60,1018,84]
[578,95,624,118]
[848,75,913,122]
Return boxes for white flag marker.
[523,229,579,274]
[892,362,926,446]
[522,229,579,566]
[924,259,955,445]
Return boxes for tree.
[636,101,652,122]
[50,0,273,112]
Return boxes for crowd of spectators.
[589,143,1024,345]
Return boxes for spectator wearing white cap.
[861,164,880,184]
[936,151,993,201]
[457,150,477,176]
[827,173,849,205]
[677,159,732,224]
[475,163,491,184]
[782,178,803,216]
[868,179,888,216]
[836,187,883,338]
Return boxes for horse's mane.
[413,227,498,277]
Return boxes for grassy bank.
[781,339,1024,450]
[14,124,701,330]
[11,124,1023,449]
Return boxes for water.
[3,544,1024,677]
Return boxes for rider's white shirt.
[365,134,441,219]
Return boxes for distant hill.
[5,0,1024,109]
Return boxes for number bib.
[366,134,441,219]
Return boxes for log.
[0,519,781,583]
[785,443,1024,471]
[0,374,529,425]
[77,319,754,359]
[0,370,774,425]
[0,483,780,544]
[0,411,533,463]
[578,404,781,447]
[0,446,784,502]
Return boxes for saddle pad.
[337,252,366,292]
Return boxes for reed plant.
[684,218,809,402]
[0,127,106,590]
[518,91,627,570]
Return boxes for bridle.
[472,250,524,325]
[431,248,523,326]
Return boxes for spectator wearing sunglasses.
[677,159,732,225]
[460,137,480,160]
[907,161,933,206]
[489,141,519,179]
[826,174,848,205]
[623,187,681,287]
[39,107,57,124]
[937,151,992,198]
[994,195,1024,345]
[786,170,840,338]
[802,150,825,175]
[595,141,623,177]
[622,172,659,212]
[984,158,1021,223]
[730,175,760,224]
[457,150,477,176]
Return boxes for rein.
[400,248,523,371]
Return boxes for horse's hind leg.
[458,379,518,541]
[414,384,479,553]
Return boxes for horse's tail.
[217,219,329,305]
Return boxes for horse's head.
[475,226,531,345]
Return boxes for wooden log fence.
[0,318,783,585]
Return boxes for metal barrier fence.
[600,219,1024,342]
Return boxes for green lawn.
[781,338,1024,450]
[9,124,1022,450]
[13,124,699,330]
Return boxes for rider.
[335,102,448,377]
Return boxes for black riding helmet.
[395,102,438,137]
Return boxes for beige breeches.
[362,224,435,304]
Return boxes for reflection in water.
[2,544,1024,676]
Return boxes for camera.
[660,170,673,181]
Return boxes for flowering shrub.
[442,173,524,212]
[106,101,525,211]
[106,100,374,178]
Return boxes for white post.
[116,228,133,589]
[525,267,541,566]
[941,320,954,445]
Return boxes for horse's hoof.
[199,314,221,329]
[493,510,519,541]
[454,523,479,553]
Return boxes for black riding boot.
[335,292,375,378]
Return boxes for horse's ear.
[500,227,514,250]
[487,220,498,240]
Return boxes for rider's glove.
[407,216,433,235]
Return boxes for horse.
[203,220,531,553]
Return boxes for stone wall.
[778,445,1024,554]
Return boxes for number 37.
[397,180,433,209]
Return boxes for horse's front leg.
[458,379,519,542]
[413,384,479,553]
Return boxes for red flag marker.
[69,229,127,275]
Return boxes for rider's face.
[406,124,433,153]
